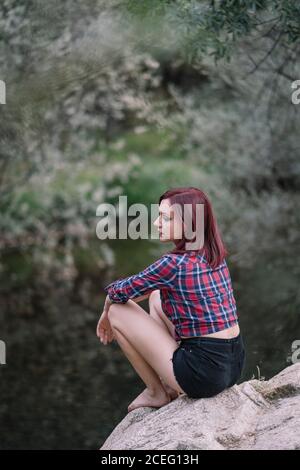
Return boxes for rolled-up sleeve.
[103,254,177,303]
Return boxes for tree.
[123,0,300,77]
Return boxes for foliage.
[0,0,299,275]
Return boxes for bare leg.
[111,326,170,412]
[107,299,185,413]
[148,290,180,400]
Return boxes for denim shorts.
[171,332,246,399]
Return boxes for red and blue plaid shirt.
[103,252,239,342]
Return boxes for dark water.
[0,239,298,449]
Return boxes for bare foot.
[127,387,170,413]
[162,383,180,401]
[160,378,180,401]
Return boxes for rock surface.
[100,363,300,450]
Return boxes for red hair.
[158,187,228,268]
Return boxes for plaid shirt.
[103,252,239,342]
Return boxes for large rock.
[100,363,300,450]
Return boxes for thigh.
[108,300,185,394]
[149,290,176,339]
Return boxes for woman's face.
[153,199,183,242]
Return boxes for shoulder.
[146,253,181,276]
[154,253,177,267]
[157,252,187,268]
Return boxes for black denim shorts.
[171,332,246,399]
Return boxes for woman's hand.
[96,295,115,345]
[103,294,113,316]
[96,313,115,345]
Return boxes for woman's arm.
[103,254,177,304]
[131,293,152,303]
[103,294,113,315]
[96,294,114,344]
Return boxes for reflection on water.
[0,239,298,449]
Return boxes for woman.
[96,187,246,412]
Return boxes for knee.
[149,291,161,316]
[149,289,160,307]
[107,299,134,322]
[107,303,120,321]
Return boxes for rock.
[100,363,300,450]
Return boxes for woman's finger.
[96,317,102,337]
[98,326,105,342]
